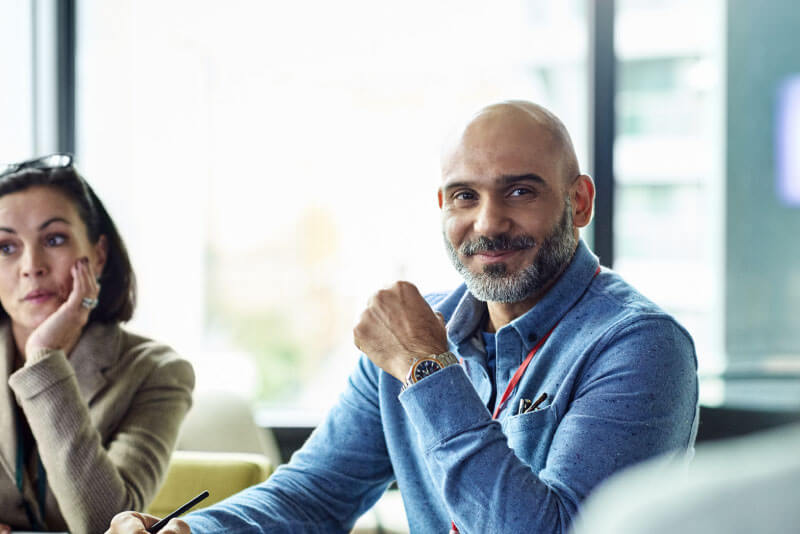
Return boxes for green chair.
[148,450,273,517]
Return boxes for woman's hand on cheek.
[25,257,99,359]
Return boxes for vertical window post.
[31,0,75,156]
[56,0,76,155]
[589,0,616,267]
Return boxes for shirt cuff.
[399,364,491,450]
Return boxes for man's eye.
[510,187,532,197]
[45,234,67,246]
[453,191,476,201]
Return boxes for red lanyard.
[491,265,598,419]
[491,321,560,419]
[449,321,559,534]
[450,266,600,533]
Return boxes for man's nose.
[473,198,512,236]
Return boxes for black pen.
[147,490,209,533]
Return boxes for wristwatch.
[402,351,459,391]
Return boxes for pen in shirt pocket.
[523,392,548,414]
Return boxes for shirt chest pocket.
[502,406,557,471]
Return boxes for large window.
[76,0,590,415]
[614,0,725,375]
[0,0,35,162]
[9,0,737,413]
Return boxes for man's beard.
[444,199,577,303]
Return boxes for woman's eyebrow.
[38,217,71,230]
[0,217,71,234]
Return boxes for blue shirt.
[480,330,497,409]
[185,240,699,533]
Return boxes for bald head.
[442,100,580,186]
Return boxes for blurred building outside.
[1,0,728,416]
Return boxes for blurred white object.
[572,422,800,534]
[177,390,281,467]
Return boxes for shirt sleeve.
[185,354,395,534]
[399,316,698,534]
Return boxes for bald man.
[107,101,698,534]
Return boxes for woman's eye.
[0,243,17,255]
[45,234,67,247]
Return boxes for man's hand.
[105,511,191,534]
[354,281,448,381]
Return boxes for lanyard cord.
[491,321,559,420]
[451,266,601,533]
[449,322,558,534]
[15,406,48,531]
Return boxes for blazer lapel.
[0,321,19,483]
[69,322,122,404]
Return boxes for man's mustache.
[460,234,536,256]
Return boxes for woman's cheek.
[57,278,71,302]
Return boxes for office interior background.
[2,0,799,455]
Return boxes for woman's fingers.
[80,256,99,294]
[67,257,99,314]
[67,262,84,308]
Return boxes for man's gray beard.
[444,200,577,303]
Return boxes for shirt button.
[528,333,538,343]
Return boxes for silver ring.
[81,297,99,310]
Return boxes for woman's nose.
[21,249,48,277]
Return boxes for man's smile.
[471,248,524,265]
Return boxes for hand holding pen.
[105,491,208,534]
[147,491,208,533]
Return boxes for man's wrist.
[402,351,458,391]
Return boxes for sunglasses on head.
[0,153,74,180]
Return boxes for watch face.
[412,358,442,382]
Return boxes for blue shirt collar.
[446,239,600,353]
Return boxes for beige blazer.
[0,320,194,533]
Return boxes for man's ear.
[93,234,109,276]
[437,189,443,209]
[570,175,595,228]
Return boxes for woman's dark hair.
[0,164,136,323]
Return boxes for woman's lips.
[23,289,57,303]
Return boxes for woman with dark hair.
[0,154,194,534]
